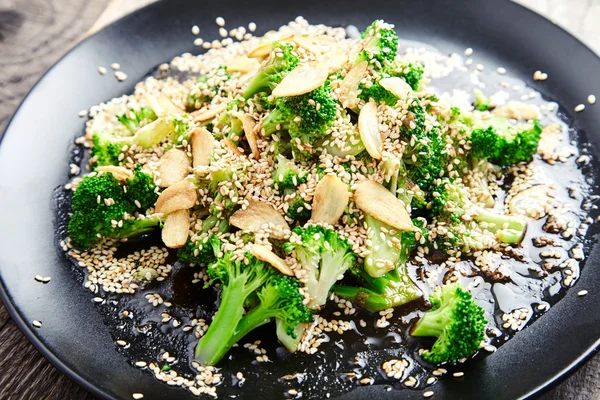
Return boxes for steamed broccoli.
[473,88,490,111]
[177,233,223,266]
[358,63,424,105]
[194,252,312,365]
[68,165,161,249]
[470,118,542,167]
[214,100,244,146]
[284,224,355,309]
[431,179,527,252]
[333,220,423,312]
[271,154,310,223]
[92,115,194,166]
[244,42,299,99]
[261,83,337,159]
[187,66,231,110]
[117,107,157,134]
[411,283,487,364]
[357,20,399,67]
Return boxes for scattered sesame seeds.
[464,48,473,56]
[475,63,484,71]
[192,25,200,35]
[453,372,464,378]
[115,71,128,81]
[132,394,144,400]
[194,38,204,46]
[588,94,596,105]
[496,67,506,74]
[574,104,585,112]
[135,361,147,368]
[423,390,435,398]
[533,70,548,81]
[216,17,225,26]
[110,63,121,70]
[34,274,51,283]
[219,27,228,38]
[32,320,42,328]
[578,290,588,297]
[98,66,107,75]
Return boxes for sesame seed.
[78,110,88,117]
[533,70,548,81]
[194,38,204,46]
[132,394,144,400]
[453,372,464,377]
[578,290,588,297]
[110,63,120,70]
[216,17,225,26]
[588,95,596,105]
[219,28,228,37]
[496,67,506,74]
[423,390,434,398]
[464,48,473,56]
[475,63,484,71]
[98,66,107,75]
[192,25,200,35]
[115,71,128,81]
[248,22,256,32]
[574,104,585,112]
[32,320,42,328]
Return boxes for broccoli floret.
[177,233,223,266]
[214,100,244,146]
[116,107,157,134]
[473,88,490,111]
[284,224,355,309]
[194,252,311,365]
[470,118,542,167]
[67,167,160,249]
[261,83,337,158]
[187,66,231,110]
[271,155,311,224]
[357,20,398,67]
[92,115,194,166]
[402,100,447,192]
[358,62,424,105]
[432,179,527,252]
[411,283,487,364]
[244,42,299,99]
[285,196,311,224]
[333,220,423,312]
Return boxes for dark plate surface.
[1,0,600,399]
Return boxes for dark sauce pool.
[54,36,600,399]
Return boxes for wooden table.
[0,0,599,398]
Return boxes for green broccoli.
[194,252,312,365]
[411,283,487,364]
[187,66,231,110]
[214,100,244,146]
[333,219,423,312]
[177,233,223,266]
[358,63,424,105]
[284,224,355,309]
[68,165,161,249]
[117,107,157,134]
[431,179,528,252]
[473,88,490,111]
[470,118,542,167]
[244,42,299,99]
[261,83,337,159]
[357,20,399,67]
[271,155,311,224]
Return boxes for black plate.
[1,0,600,399]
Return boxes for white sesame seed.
[588,95,596,105]
[192,25,200,35]
[78,110,88,117]
[135,361,147,368]
[216,17,225,26]
[115,71,128,81]
[110,63,121,70]
[453,372,464,377]
[574,104,585,112]
[219,28,227,38]
[194,38,204,46]
[475,63,484,71]
[98,66,107,75]
[248,22,256,32]
[496,67,506,74]
[578,290,588,297]
[132,394,144,400]
[464,48,473,56]
[116,340,127,346]
[423,390,434,398]
[32,320,42,328]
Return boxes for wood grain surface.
[0,0,599,399]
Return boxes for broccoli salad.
[60,17,596,399]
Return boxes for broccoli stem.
[410,305,450,337]
[112,216,163,239]
[194,277,247,365]
[276,320,307,352]
[474,207,527,242]
[229,304,273,345]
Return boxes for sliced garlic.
[492,102,541,121]
[161,209,189,248]
[155,180,197,214]
[229,200,289,239]
[358,100,383,159]
[225,56,260,73]
[340,61,368,109]
[190,127,214,168]
[238,113,260,158]
[379,77,413,100]
[319,48,348,73]
[272,61,329,98]
[157,148,190,187]
[191,103,228,123]
[145,93,184,117]
[250,244,294,276]
[95,166,133,181]
[311,175,349,225]
[354,180,414,231]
